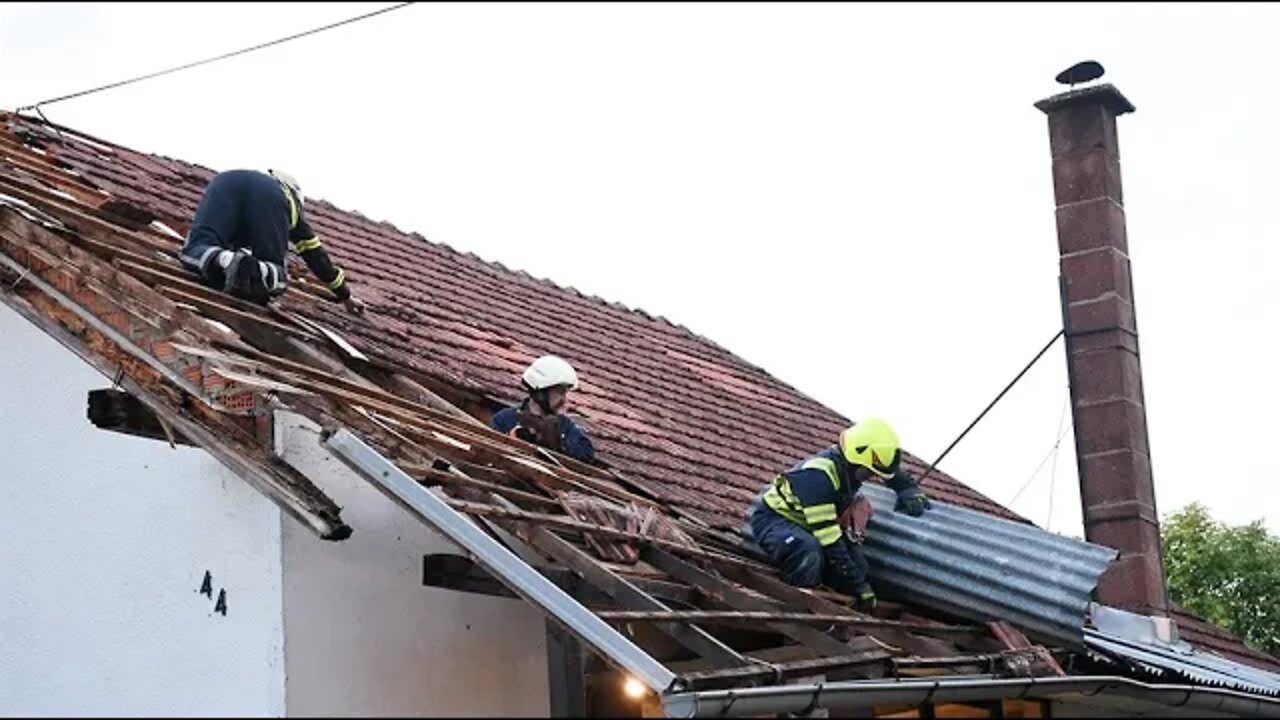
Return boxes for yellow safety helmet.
[839,417,902,479]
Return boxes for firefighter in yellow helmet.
[746,418,931,610]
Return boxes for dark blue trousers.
[179,170,290,288]
[748,502,869,590]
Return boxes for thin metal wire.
[915,329,1064,488]
[17,3,416,112]
[1009,388,1071,507]
[1046,386,1070,530]
[30,106,67,145]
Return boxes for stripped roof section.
[0,140,1068,696]
[3,111,1277,676]
[1,113,1025,531]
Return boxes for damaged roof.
[2,109,1277,699]
[0,114,1020,532]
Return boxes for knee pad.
[788,548,824,587]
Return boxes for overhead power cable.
[914,329,1064,489]
[17,2,415,113]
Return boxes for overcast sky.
[2,2,1276,536]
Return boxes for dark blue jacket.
[491,404,596,464]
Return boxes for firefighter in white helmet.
[490,355,595,463]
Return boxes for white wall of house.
[0,303,287,717]
[273,412,551,717]
[0,302,550,717]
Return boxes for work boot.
[223,251,271,305]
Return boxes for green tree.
[1161,503,1280,655]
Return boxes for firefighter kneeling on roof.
[179,168,364,314]
[747,417,931,612]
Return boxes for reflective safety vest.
[761,455,847,547]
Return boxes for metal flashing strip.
[322,428,678,694]
[1086,628,1280,697]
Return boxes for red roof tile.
[7,111,1278,674]
[7,115,1026,532]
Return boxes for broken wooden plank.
[421,554,698,609]
[355,361,485,428]
[499,511,750,670]
[675,649,895,690]
[987,621,1066,677]
[86,387,195,447]
[711,560,957,657]
[325,405,749,670]
[414,465,562,510]
[442,498,771,575]
[640,547,858,658]
[592,610,984,638]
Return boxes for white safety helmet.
[522,355,579,392]
[269,169,303,204]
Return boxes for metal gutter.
[858,482,1117,649]
[661,674,1280,718]
[321,428,679,694]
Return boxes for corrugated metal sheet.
[858,483,1117,649]
[1086,628,1280,697]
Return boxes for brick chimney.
[1035,82,1169,617]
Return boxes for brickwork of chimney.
[1035,84,1169,617]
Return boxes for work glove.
[511,424,540,445]
[513,412,564,452]
[343,295,367,316]
[894,487,932,517]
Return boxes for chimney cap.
[1056,60,1106,87]
[1035,83,1135,116]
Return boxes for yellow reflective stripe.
[763,493,805,525]
[778,482,802,508]
[279,179,299,230]
[763,476,806,525]
[813,524,843,546]
[327,267,347,290]
[801,457,841,491]
[293,236,323,253]
[803,504,838,525]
